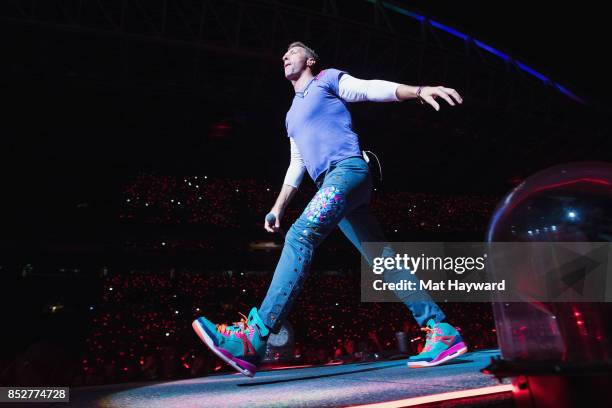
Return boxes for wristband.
[416,86,425,104]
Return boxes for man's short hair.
[287,41,319,62]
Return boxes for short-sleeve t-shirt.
[285,68,362,182]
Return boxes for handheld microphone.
[265,212,286,237]
[265,213,276,225]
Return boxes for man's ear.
[307,58,316,67]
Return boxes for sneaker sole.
[192,319,257,377]
[407,342,468,368]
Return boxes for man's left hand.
[419,86,463,111]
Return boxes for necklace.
[295,77,315,98]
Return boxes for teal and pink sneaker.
[192,307,270,377]
[407,319,468,368]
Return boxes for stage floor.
[60,349,508,407]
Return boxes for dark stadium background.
[1,0,610,385]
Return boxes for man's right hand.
[266,184,297,233]
[264,210,282,233]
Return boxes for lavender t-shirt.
[285,68,362,182]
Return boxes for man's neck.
[291,70,314,93]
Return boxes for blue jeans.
[259,156,445,333]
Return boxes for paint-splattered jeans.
[259,156,445,333]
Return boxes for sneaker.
[407,319,468,368]
[192,307,270,377]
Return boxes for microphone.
[265,212,276,225]
[265,212,286,237]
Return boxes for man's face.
[282,46,313,80]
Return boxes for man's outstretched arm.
[338,74,463,111]
[264,137,305,233]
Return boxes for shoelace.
[215,312,249,335]
[421,326,436,352]
[215,312,258,356]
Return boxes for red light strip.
[264,361,344,371]
[266,364,315,370]
[347,384,513,407]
